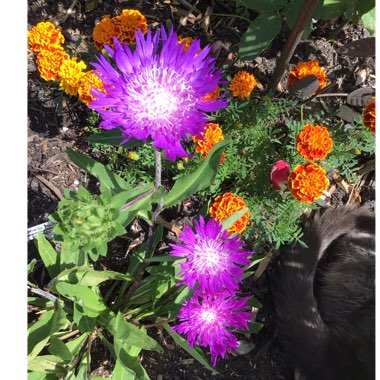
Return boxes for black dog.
[272,205,375,380]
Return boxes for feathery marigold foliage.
[28,21,65,53]
[288,60,327,93]
[209,192,249,234]
[288,162,329,203]
[229,71,257,99]
[78,70,106,106]
[36,48,70,81]
[193,123,226,163]
[363,97,376,133]
[296,124,333,161]
[58,57,87,95]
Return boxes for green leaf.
[362,8,375,36]
[107,312,163,352]
[28,297,54,309]
[241,0,288,12]
[247,297,263,308]
[28,372,57,380]
[28,306,67,357]
[221,207,249,231]
[28,259,38,275]
[53,266,132,287]
[35,233,60,279]
[283,0,313,38]
[88,128,144,149]
[67,148,131,193]
[234,321,264,334]
[164,140,228,208]
[65,333,89,357]
[85,0,99,12]
[162,323,217,374]
[48,336,73,362]
[54,282,107,317]
[59,241,81,272]
[239,14,282,60]
[112,359,137,380]
[144,255,179,263]
[28,355,64,374]
[313,0,347,20]
[73,303,97,333]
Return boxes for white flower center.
[200,308,217,323]
[193,238,226,274]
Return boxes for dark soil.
[28,1,375,379]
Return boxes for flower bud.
[270,160,290,190]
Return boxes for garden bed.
[28,1,375,379]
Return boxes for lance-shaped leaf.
[67,148,131,193]
[164,140,228,208]
[35,233,59,279]
[89,128,144,148]
[239,14,281,61]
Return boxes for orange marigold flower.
[28,21,65,53]
[58,57,87,95]
[296,124,333,161]
[36,47,70,81]
[178,36,193,51]
[288,60,327,93]
[193,123,225,163]
[288,163,329,204]
[93,16,122,49]
[363,97,376,133]
[115,9,148,45]
[201,87,221,102]
[78,70,106,106]
[229,71,257,99]
[209,192,249,234]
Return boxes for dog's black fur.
[272,205,375,380]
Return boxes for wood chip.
[331,171,350,193]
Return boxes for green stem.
[120,149,164,311]
[300,104,304,124]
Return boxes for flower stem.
[121,149,164,311]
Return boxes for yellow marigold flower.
[115,9,148,45]
[58,57,87,95]
[28,21,65,53]
[193,123,225,163]
[288,60,327,93]
[201,87,221,102]
[296,124,333,161]
[78,70,106,106]
[288,163,329,204]
[209,192,249,234]
[36,47,69,81]
[93,16,122,50]
[363,97,376,133]
[229,71,257,99]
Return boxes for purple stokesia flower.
[90,26,228,161]
[172,291,252,366]
[169,216,251,294]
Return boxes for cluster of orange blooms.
[287,123,332,203]
[209,192,250,234]
[93,9,148,49]
[363,97,376,133]
[28,21,105,105]
[193,123,226,163]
